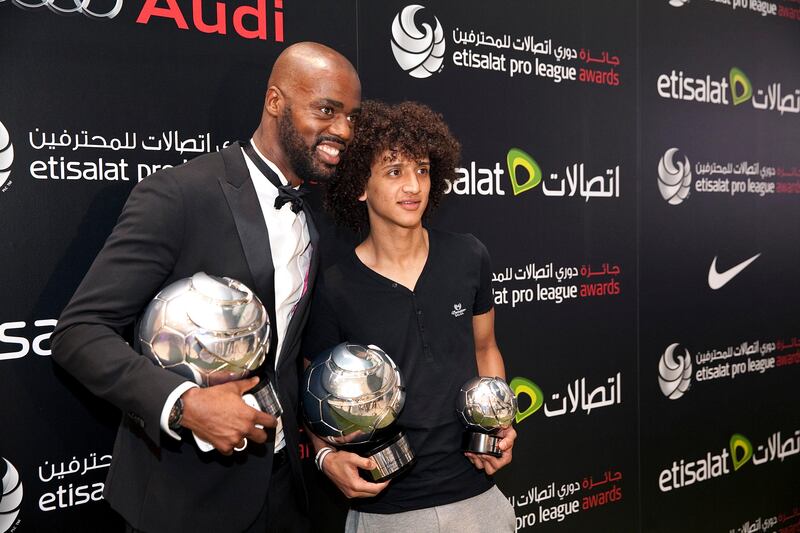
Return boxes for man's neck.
[252,126,302,187]
[357,223,429,290]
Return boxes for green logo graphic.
[729,433,753,471]
[506,148,542,196]
[729,67,752,106]
[509,376,544,423]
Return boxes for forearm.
[476,344,506,379]
[305,422,333,454]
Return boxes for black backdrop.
[1,1,798,531]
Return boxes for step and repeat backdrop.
[1,0,798,531]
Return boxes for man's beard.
[278,107,336,182]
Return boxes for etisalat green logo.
[509,377,544,423]
[729,67,753,106]
[506,148,542,196]
[730,433,753,471]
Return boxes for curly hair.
[325,100,461,232]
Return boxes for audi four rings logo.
[0,458,23,533]
[657,147,692,205]
[658,343,692,399]
[390,5,445,79]
[0,121,13,191]
[4,0,122,19]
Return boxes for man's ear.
[264,86,283,117]
[358,175,370,202]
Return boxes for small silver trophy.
[302,343,415,482]
[139,272,282,450]
[456,377,517,457]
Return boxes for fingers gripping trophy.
[457,377,517,457]
[302,343,415,482]
[139,272,282,452]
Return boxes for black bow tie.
[274,184,308,213]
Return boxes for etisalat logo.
[0,120,13,193]
[446,147,620,200]
[657,148,691,205]
[390,4,445,78]
[659,430,800,492]
[0,458,23,533]
[4,0,123,19]
[508,373,622,423]
[657,67,753,106]
[658,66,800,115]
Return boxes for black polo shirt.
[303,228,495,514]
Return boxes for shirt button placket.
[412,294,432,361]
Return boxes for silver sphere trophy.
[302,343,415,482]
[456,377,517,457]
[139,272,282,451]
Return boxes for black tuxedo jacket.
[52,143,317,533]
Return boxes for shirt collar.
[249,138,289,187]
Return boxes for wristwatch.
[168,397,184,431]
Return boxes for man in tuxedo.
[51,42,361,533]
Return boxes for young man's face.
[359,150,431,230]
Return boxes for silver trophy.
[302,343,415,482]
[139,272,282,450]
[456,377,517,457]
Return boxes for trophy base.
[360,431,416,482]
[462,431,503,458]
[246,380,283,417]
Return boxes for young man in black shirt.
[303,101,516,532]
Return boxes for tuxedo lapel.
[304,205,320,298]
[218,144,278,369]
[276,199,320,371]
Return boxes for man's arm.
[466,309,517,475]
[51,170,273,453]
[474,308,505,379]
[305,417,389,499]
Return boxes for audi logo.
[4,0,123,19]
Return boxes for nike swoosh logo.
[708,253,761,290]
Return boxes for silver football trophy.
[456,377,517,457]
[302,343,415,482]
[139,272,282,452]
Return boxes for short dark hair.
[325,100,461,232]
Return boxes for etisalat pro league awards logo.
[0,458,23,533]
[658,343,692,400]
[390,4,445,78]
[0,121,13,192]
[657,148,691,205]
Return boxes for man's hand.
[320,450,390,499]
[180,377,277,455]
[464,426,517,475]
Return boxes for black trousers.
[247,451,310,533]
[125,452,310,533]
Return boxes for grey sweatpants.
[344,485,515,533]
